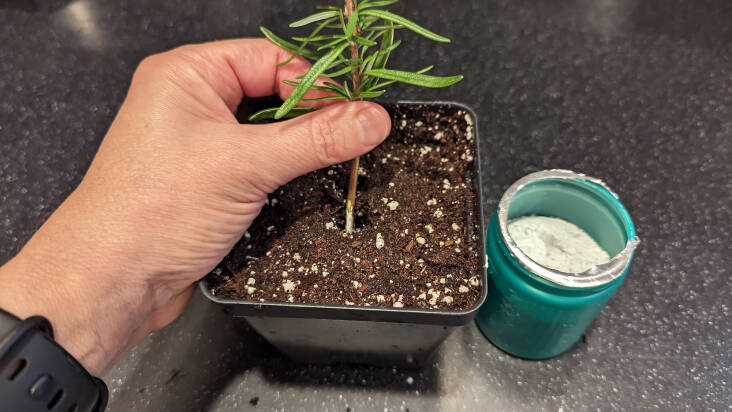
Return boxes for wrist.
[0,226,154,376]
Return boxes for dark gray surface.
[1,0,730,411]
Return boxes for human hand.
[0,38,391,375]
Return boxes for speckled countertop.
[1,0,730,411]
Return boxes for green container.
[476,170,639,359]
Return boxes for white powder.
[507,216,611,273]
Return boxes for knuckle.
[136,52,168,74]
[135,46,200,80]
[133,53,177,87]
[309,117,342,165]
[168,45,204,65]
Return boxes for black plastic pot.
[200,101,487,367]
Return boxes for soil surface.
[207,104,482,310]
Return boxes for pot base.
[245,316,452,367]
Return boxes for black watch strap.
[0,308,108,412]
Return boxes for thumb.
[246,101,391,189]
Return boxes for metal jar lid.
[497,169,640,288]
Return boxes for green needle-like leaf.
[317,36,348,51]
[260,26,318,60]
[360,53,377,70]
[353,36,377,47]
[358,22,394,91]
[359,9,450,42]
[373,23,394,69]
[276,43,350,119]
[290,10,339,27]
[343,80,353,100]
[292,34,343,42]
[357,89,385,98]
[323,81,349,97]
[366,65,431,89]
[364,65,432,91]
[282,79,349,97]
[323,65,355,78]
[278,17,338,67]
[364,68,462,88]
[338,8,346,33]
[249,106,316,121]
[344,9,359,38]
[358,0,399,10]
[358,15,380,31]
[362,24,404,30]
[380,39,401,55]
[302,95,349,102]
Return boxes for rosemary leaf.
[361,24,405,30]
[365,65,433,90]
[359,9,450,43]
[323,65,355,78]
[249,106,316,121]
[290,10,339,27]
[353,36,377,47]
[279,18,339,67]
[373,24,395,70]
[276,42,350,119]
[344,9,359,38]
[283,79,349,97]
[358,89,385,98]
[260,26,318,61]
[302,95,349,102]
[292,34,343,42]
[317,36,348,51]
[364,68,463,88]
[358,0,399,10]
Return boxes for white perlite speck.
[507,216,611,273]
[376,233,385,249]
[282,280,296,292]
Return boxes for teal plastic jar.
[476,170,639,359]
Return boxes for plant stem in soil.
[344,0,361,234]
[345,156,359,232]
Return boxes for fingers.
[144,38,338,113]
[240,101,391,191]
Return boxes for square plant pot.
[200,101,487,367]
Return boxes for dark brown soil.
[207,104,482,310]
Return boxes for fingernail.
[357,106,390,146]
